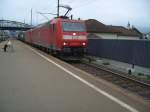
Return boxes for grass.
[137,72,150,80]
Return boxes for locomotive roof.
[36,18,85,27]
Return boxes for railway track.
[70,61,150,101]
[24,42,150,101]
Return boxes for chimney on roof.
[127,21,130,30]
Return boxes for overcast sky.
[1,0,150,32]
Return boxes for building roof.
[85,19,141,37]
[107,25,141,37]
[85,19,119,33]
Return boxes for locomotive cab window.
[62,22,86,32]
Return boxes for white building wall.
[93,33,139,40]
[94,33,117,39]
[146,34,150,39]
[118,36,139,40]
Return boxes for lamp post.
[57,0,60,17]
[31,8,32,26]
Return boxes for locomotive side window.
[52,24,56,32]
[62,22,86,32]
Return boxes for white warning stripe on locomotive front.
[63,35,72,39]
[63,35,86,40]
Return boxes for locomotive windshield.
[62,22,86,32]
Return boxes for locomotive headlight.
[82,42,86,46]
[73,33,76,36]
[63,42,67,46]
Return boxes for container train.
[22,16,88,59]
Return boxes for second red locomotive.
[25,16,87,58]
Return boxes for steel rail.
[82,61,150,88]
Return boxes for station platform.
[0,40,150,112]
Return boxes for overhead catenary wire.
[72,0,98,10]
[65,0,77,4]
[36,0,98,23]
[37,12,50,21]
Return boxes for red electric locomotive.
[25,16,87,59]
